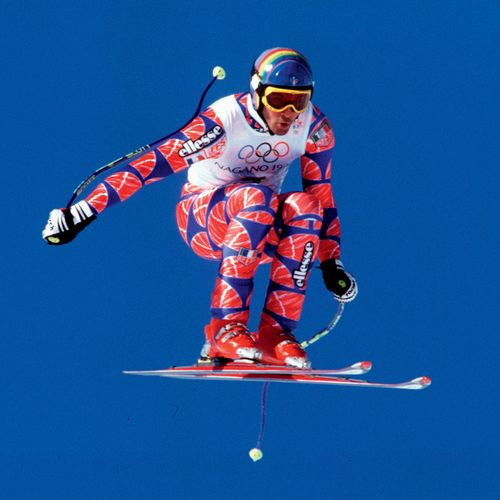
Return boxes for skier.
[42,47,358,369]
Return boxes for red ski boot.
[258,331,311,369]
[202,321,262,362]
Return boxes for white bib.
[187,94,312,192]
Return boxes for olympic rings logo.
[237,142,290,164]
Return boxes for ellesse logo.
[178,126,224,157]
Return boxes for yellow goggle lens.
[261,87,311,113]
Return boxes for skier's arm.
[43,108,226,244]
[301,108,339,263]
[84,107,225,214]
[301,107,357,302]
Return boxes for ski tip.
[409,376,432,389]
[348,361,372,374]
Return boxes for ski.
[123,360,372,378]
[124,369,431,390]
[124,363,431,390]
[158,372,431,390]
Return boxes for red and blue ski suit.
[84,92,341,337]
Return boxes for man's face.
[261,105,300,136]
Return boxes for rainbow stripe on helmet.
[253,47,313,88]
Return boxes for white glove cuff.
[70,200,94,224]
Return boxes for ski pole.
[65,66,226,209]
[250,302,346,462]
[300,301,345,349]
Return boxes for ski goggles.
[261,86,312,114]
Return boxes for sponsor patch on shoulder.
[311,119,334,149]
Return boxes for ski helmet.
[250,48,314,109]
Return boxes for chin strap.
[250,73,273,134]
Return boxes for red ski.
[123,360,371,378]
[123,362,431,390]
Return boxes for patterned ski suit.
[84,92,341,337]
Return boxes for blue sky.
[2,1,498,498]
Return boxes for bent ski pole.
[300,301,345,349]
[65,66,226,208]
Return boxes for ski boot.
[198,321,262,364]
[257,331,311,369]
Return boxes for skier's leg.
[176,183,225,260]
[208,184,278,358]
[257,191,322,367]
[176,183,278,360]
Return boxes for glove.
[42,200,96,245]
[320,259,358,303]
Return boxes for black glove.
[42,200,96,245]
[320,259,358,303]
